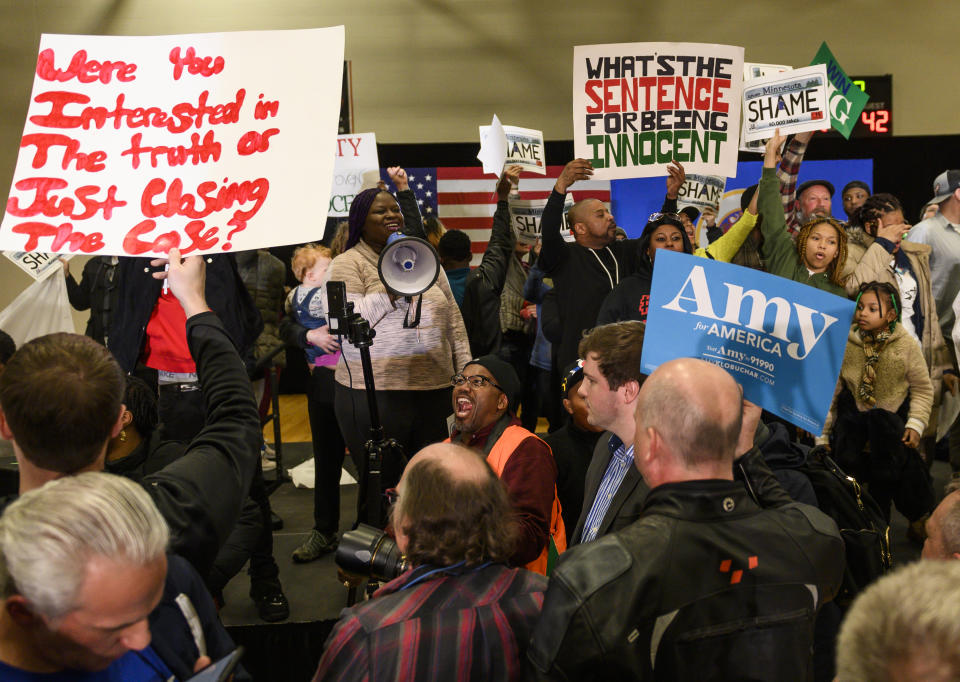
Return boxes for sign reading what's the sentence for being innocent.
[1,27,345,257]
[642,250,854,434]
[573,42,744,180]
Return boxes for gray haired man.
[0,473,235,678]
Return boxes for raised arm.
[143,250,261,576]
[702,190,759,262]
[776,131,813,236]
[661,160,684,214]
[758,130,802,277]
[388,166,426,239]
[540,159,594,273]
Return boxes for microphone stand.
[326,282,406,531]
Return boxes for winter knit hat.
[462,355,521,414]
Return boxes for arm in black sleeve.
[473,199,514,294]
[540,288,561,345]
[538,190,568,274]
[142,312,261,577]
[278,302,309,349]
[734,447,795,508]
[65,259,95,311]
[660,194,678,214]
[396,188,426,238]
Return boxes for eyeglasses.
[647,212,683,222]
[384,488,399,506]
[450,373,504,392]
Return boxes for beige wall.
[1,0,958,310]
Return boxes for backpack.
[801,446,891,607]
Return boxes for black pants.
[334,384,451,527]
[308,367,347,535]
[158,383,281,593]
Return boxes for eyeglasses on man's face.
[450,373,504,393]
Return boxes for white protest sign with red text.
[329,132,379,217]
[1,27,344,256]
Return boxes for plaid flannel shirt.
[315,563,546,681]
[776,136,810,238]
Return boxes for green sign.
[810,42,869,139]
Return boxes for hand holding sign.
[150,247,207,318]
[763,129,787,168]
[496,165,523,201]
[555,159,594,194]
[665,161,686,200]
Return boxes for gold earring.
[119,429,127,442]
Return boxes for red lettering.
[6,178,125,220]
[694,77,712,110]
[253,95,279,120]
[584,80,603,114]
[675,77,694,109]
[657,77,674,110]
[712,78,730,113]
[20,133,107,171]
[121,130,221,169]
[602,79,620,113]
[29,91,89,129]
[123,219,181,255]
[36,48,137,84]
[182,220,220,253]
[169,47,226,80]
[638,77,657,108]
[11,220,104,252]
[140,177,269,223]
[236,128,278,156]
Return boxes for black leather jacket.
[527,449,845,681]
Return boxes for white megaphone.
[378,233,441,298]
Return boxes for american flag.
[380,166,611,266]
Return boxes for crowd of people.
[0,122,959,681]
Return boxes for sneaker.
[262,442,276,461]
[261,453,277,472]
[251,587,289,623]
[292,530,338,563]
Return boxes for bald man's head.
[393,442,516,567]
[567,199,616,248]
[923,490,960,561]
[635,358,742,469]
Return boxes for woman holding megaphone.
[326,166,471,525]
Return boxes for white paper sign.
[4,250,69,280]
[477,114,507,177]
[742,64,829,143]
[328,132,379,217]
[677,174,725,211]
[0,28,345,256]
[573,42,744,179]
[503,126,546,175]
[508,195,574,246]
[740,63,792,152]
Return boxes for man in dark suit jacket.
[569,321,650,545]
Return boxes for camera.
[335,524,410,582]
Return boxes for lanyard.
[588,246,619,290]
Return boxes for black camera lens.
[336,524,410,582]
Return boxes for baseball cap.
[560,360,585,397]
[931,170,960,205]
[797,179,835,198]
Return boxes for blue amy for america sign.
[642,250,854,434]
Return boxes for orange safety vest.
[450,425,566,575]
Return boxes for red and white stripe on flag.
[436,166,611,266]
